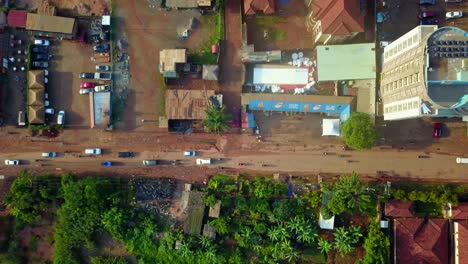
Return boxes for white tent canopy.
[322,119,341,136]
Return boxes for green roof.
[317,43,376,81]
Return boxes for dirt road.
[0,147,466,182]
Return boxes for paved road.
[0,148,466,182]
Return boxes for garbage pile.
[133,178,177,215]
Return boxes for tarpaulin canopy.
[322,119,340,136]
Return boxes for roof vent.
[325,47,329,51]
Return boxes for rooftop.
[7,10,27,28]
[208,201,221,218]
[385,200,414,218]
[394,218,449,264]
[165,0,197,8]
[312,0,365,36]
[28,105,45,124]
[159,49,186,78]
[452,203,468,220]
[454,221,468,264]
[244,0,275,15]
[26,13,75,34]
[165,89,215,120]
[181,191,206,236]
[28,70,45,89]
[91,91,111,128]
[317,43,376,81]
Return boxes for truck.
[94,72,112,80]
[456,157,468,164]
[196,158,211,165]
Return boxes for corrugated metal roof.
[166,0,198,8]
[26,13,75,34]
[7,10,27,28]
[317,43,376,81]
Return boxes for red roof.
[395,218,449,264]
[385,200,414,218]
[452,203,468,220]
[312,0,364,36]
[455,221,468,264]
[244,0,275,15]
[7,10,27,28]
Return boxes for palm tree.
[276,223,290,242]
[334,226,361,256]
[268,227,280,242]
[203,105,231,135]
[334,173,372,214]
[318,237,333,254]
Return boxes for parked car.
[419,0,436,4]
[80,72,95,79]
[418,11,435,19]
[42,152,57,158]
[96,65,111,71]
[142,160,158,166]
[18,111,26,126]
[5,160,20,166]
[33,54,51,61]
[94,85,110,92]
[32,61,48,68]
[44,92,49,99]
[93,43,110,52]
[446,11,463,19]
[196,158,211,165]
[32,46,48,53]
[183,151,196,156]
[456,157,468,164]
[80,82,95,88]
[45,108,54,115]
[420,18,438,25]
[94,72,112,80]
[44,100,50,107]
[446,0,462,2]
[34,39,50,46]
[118,152,134,158]
[85,148,102,155]
[44,70,49,76]
[79,88,92,95]
[57,110,65,125]
[101,161,112,167]
[433,123,442,138]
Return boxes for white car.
[79,88,92,95]
[94,85,110,92]
[446,11,463,19]
[42,152,57,158]
[57,110,65,125]
[184,151,196,156]
[45,108,54,114]
[196,158,211,165]
[142,160,158,166]
[44,93,49,99]
[96,65,111,71]
[5,160,20,166]
[44,100,50,107]
[85,148,102,155]
[34,39,50,46]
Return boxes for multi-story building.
[381,26,468,121]
[305,0,365,45]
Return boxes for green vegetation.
[4,172,62,227]
[253,15,287,42]
[334,226,363,256]
[321,173,375,218]
[203,105,232,135]
[90,256,128,264]
[111,96,125,124]
[361,223,390,264]
[189,0,225,64]
[341,112,378,150]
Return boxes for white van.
[196,158,211,165]
[456,157,468,164]
[57,110,65,125]
[18,111,26,126]
[85,148,102,155]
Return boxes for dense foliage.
[203,105,232,135]
[341,112,378,150]
[4,171,62,227]
[321,173,375,218]
[90,256,128,264]
[361,223,390,264]
[334,226,363,256]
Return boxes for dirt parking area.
[254,112,343,151]
[114,0,215,131]
[1,30,29,125]
[246,0,315,51]
[48,41,96,128]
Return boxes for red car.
[419,11,435,19]
[80,82,95,88]
[432,123,442,138]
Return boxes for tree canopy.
[341,112,378,150]
[203,105,231,135]
[361,223,390,264]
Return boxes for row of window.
[384,33,420,60]
[382,59,420,81]
[382,73,421,94]
[384,100,419,114]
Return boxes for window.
[413,101,418,109]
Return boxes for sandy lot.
[48,41,96,128]
[16,0,110,16]
[114,0,214,131]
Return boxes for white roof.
[322,119,340,136]
[253,66,309,85]
[319,213,335,230]
[102,16,110,26]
